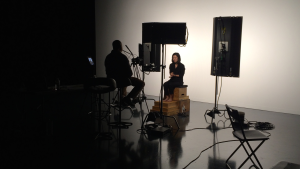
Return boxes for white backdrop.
[95,0,300,115]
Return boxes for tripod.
[137,72,155,112]
[131,62,155,114]
[124,45,154,114]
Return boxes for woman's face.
[172,55,178,63]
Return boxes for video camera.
[131,57,142,66]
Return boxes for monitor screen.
[87,56,94,65]
[139,43,160,72]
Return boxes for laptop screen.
[87,56,94,65]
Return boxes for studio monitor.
[139,43,161,72]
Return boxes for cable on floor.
[180,126,232,132]
[182,139,239,169]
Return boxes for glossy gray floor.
[5,92,300,169]
[91,95,300,169]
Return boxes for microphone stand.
[122,50,132,55]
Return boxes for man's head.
[112,40,122,52]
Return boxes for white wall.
[95,0,300,115]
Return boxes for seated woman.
[163,53,185,102]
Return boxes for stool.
[109,78,133,129]
[84,77,116,140]
[173,85,189,101]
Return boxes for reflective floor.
[4,92,300,169]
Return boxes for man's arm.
[122,54,133,77]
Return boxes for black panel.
[149,43,161,72]
[142,22,186,44]
[139,43,161,72]
[139,43,150,69]
[211,17,243,77]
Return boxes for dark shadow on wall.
[3,0,96,92]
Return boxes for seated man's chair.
[84,77,116,140]
[225,104,269,169]
[109,78,133,129]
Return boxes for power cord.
[182,139,239,169]
[179,26,189,47]
[249,164,259,169]
[217,109,229,119]
[180,126,232,132]
[182,120,274,168]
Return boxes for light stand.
[157,44,180,130]
[140,44,180,134]
[160,44,166,126]
[204,58,226,130]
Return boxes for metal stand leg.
[95,93,112,140]
[109,88,132,129]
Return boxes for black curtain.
[2,0,95,91]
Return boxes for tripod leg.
[141,113,149,129]
[210,115,214,129]
[144,99,150,113]
[141,89,150,113]
[164,115,180,129]
[139,102,143,112]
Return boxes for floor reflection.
[207,120,237,169]
[166,115,190,168]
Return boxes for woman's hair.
[171,52,181,63]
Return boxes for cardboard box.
[173,87,189,101]
[176,99,190,115]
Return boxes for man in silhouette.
[105,40,145,106]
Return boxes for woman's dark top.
[169,62,185,83]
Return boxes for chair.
[84,77,116,140]
[109,78,133,129]
[225,104,269,169]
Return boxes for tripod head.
[131,57,142,66]
[124,45,143,67]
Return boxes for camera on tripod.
[131,57,142,66]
